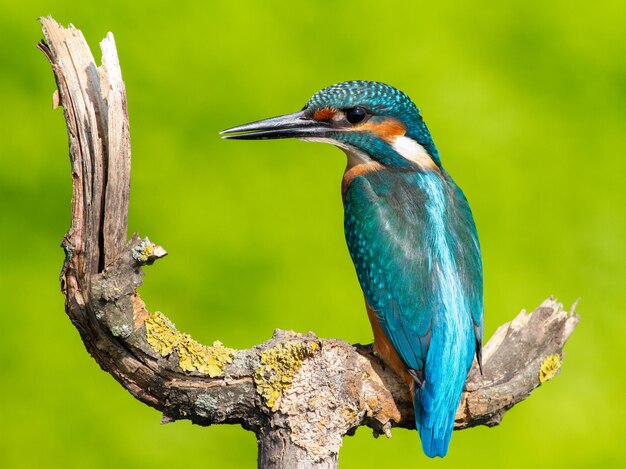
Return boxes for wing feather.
[344,169,482,377]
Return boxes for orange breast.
[366,302,415,391]
[341,160,382,196]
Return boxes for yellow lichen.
[145,311,234,377]
[254,341,320,411]
[178,336,233,376]
[539,353,562,383]
[138,244,154,262]
[145,311,179,355]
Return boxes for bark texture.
[38,16,579,469]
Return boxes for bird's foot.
[408,368,424,388]
[354,343,387,370]
[353,342,373,354]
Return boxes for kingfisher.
[221,81,483,458]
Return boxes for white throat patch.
[300,137,371,166]
[390,136,438,170]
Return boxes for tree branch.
[38,16,579,469]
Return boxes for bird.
[221,80,483,458]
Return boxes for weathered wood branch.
[39,16,579,469]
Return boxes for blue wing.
[344,169,483,457]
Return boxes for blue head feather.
[303,81,442,167]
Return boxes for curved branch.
[38,16,579,469]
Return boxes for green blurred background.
[1,1,624,467]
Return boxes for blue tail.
[414,385,453,458]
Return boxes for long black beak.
[220,111,330,140]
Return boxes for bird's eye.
[345,107,367,124]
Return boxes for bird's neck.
[341,147,443,200]
[341,149,383,197]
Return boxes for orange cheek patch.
[313,107,337,121]
[356,118,406,143]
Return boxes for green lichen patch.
[254,341,320,411]
[145,311,234,377]
[539,353,562,383]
